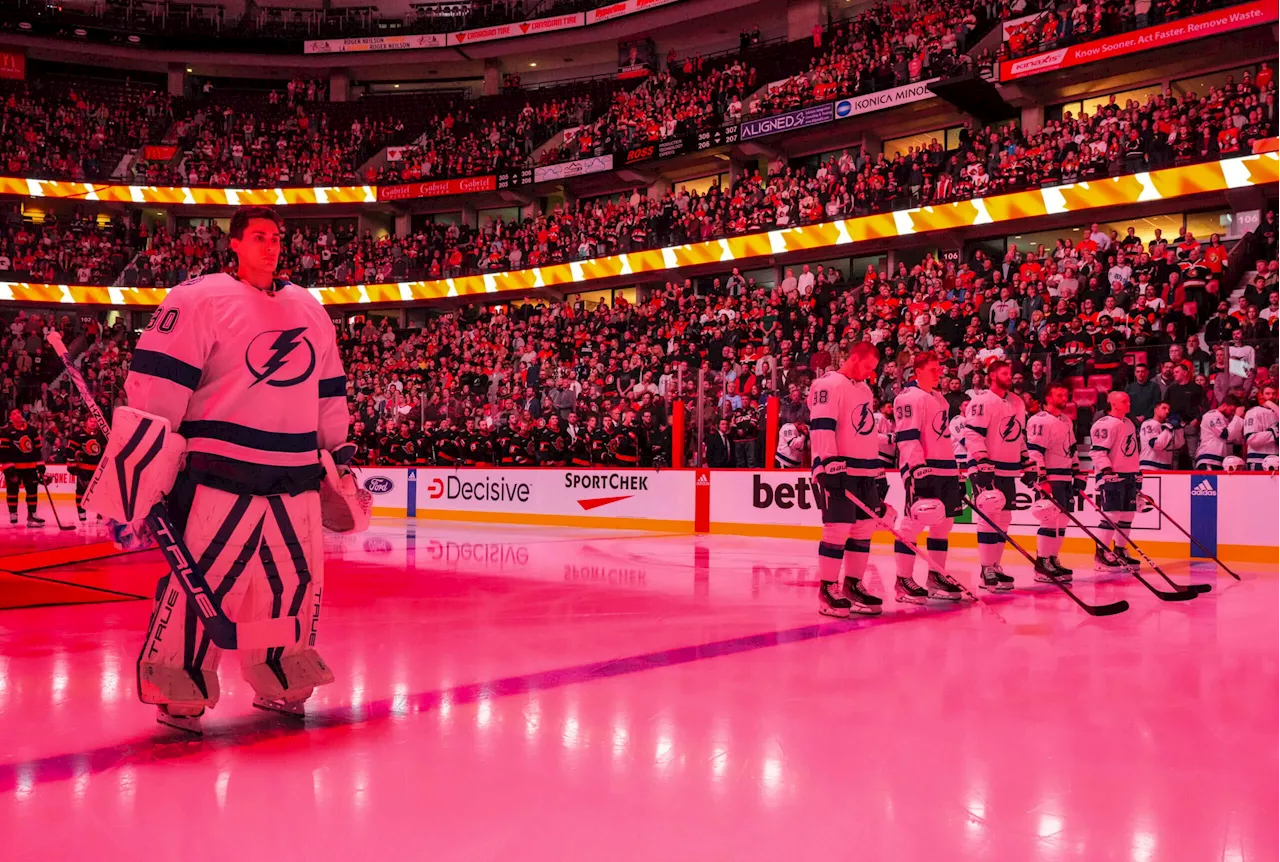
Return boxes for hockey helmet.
[1265,455,1280,472]
[973,488,1007,516]
[1029,498,1059,525]
[1222,456,1246,472]
[909,497,947,527]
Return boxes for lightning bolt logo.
[1001,416,1022,442]
[245,327,316,388]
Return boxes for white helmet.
[909,497,947,527]
[1265,455,1280,472]
[974,488,1007,516]
[1222,456,1245,472]
[1030,498,1059,525]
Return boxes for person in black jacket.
[705,418,734,468]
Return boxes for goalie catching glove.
[319,442,372,533]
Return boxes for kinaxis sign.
[352,468,1276,563]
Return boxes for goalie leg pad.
[84,406,186,524]
[241,649,335,702]
[138,661,221,708]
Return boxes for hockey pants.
[137,477,331,709]
[4,467,39,518]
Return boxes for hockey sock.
[926,537,949,573]
[1036,528,1056,559]
[894,536,919,578]
[843,538,871,582]
[1095,523,1114,549]
[977,532,1003,567]
[817,542,844,584]
[1113,519,1134,550]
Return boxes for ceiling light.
[529,62,537,67]
[394,83,400,88]
[186,67,193,72]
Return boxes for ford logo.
[363,476,394,495]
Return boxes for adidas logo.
[1190,479,1216,497]
[696,474,710,486]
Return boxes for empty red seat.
[1072,387,1097,407]
[1088,374,1113,392]
[1063,375,1085,392]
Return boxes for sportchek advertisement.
[834,79,938,120]
[376,175,496,202]
[998,0,1278,81]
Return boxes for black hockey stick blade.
[1079,596,1130,617]
[1131,570,1198,601]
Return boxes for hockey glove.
[1073,475,1088,494]
[319,443,373,533]
[1096,468,1120,484]
[811,460,847,512]
[35,464,47,485]
[970,462,996,491]
[1020,465,1042,488]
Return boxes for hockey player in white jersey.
[1026,383,1082,582]
[1243,385,1278,470]
[892,351,966,602]
[1195,396,1245,470]
[89,207,354,733]
[809,342,891,616]
[775,422,808,468]
[1138,402,1184,470]
[874,401,895,478]
[964,360,1035,591]
[1090,390,1141,569]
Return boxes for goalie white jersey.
[1026,410,1078,479]
[807,371,880,477]
[1195,408,1244,467]
[949,413,968,473]
[126,274,350,470]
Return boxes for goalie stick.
[46,331,300,650]
[961,493,1130,617]
[1074,491,1208,599]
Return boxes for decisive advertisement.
[739,103,834,140]
[998,0,1277,80]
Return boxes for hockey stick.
[1044,487,1207,599]
[961,493,1129,616]
[1074,491,1205,600]
[46,332,300,650]
[40,481,76,531]
[842,490,979,602]
[1137,492,1241,580]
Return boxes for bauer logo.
[363,476,395,495]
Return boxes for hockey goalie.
[83,206,367,733]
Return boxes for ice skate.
[77,509,87,522]
[980,565,1013,592]
[1035,557,1072,584]
[818,579,852,618]
[840,576,883,616]
[8,514,16,527]
[156,704,204,735]
[26,513,44,528]
[1049,556,1073,576]
[253,695,310,717]
[1094,547,1124,570]
[895,576,928,604]
[1114,547,1140,570]
[926,570,964,601]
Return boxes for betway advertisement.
[533,154,614,184]
[999,0,1278,81]
[376,175,496,202]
